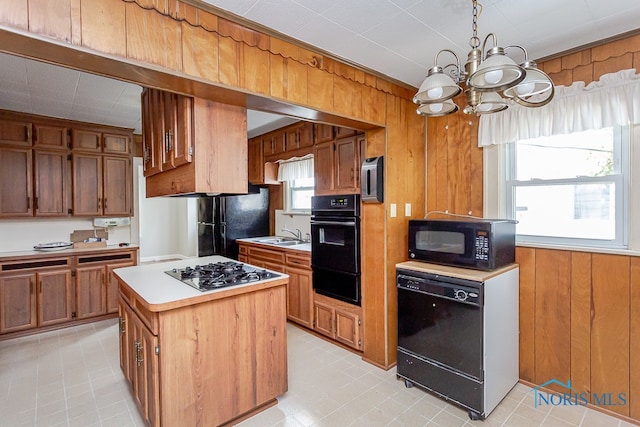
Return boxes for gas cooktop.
[165,261,281,292]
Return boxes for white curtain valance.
[479,69,640,146]
[277,155,314,181]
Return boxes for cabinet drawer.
[247,247,285,264]
[285,253,311,269]
[238,245,248,255]
[132,296,158,335]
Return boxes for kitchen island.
[113,256,289,427]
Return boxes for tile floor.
[0,319,634,427]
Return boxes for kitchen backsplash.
[0,218,133,253]
[274,210,311,240]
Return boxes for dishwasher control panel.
[397,269,483,306]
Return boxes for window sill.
[281,211,311,217]
[516,240,640,257]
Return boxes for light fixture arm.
[433,49,464,82]
[480,33,498,60]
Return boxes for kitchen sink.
[273,240,305,246]
[254,237,306,246]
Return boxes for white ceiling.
[1,0,639,135]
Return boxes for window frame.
[501,126,630,250]
[283,178,314,214]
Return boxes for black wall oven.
[311,194,361,306]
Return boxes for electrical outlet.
[390,204,397,218]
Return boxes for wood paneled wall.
[0,0,425,369]
[426,32,640,421]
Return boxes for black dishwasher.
[396,269,484,416]
[396,263,519,421]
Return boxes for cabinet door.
[335,309,361,349]
[248,137,264,184]
[263,132,285,157]
[107,263,134,314]
[104,132,131,155]
[0,273,37,333]
[71,128,101,152]
[285,122,313,150]
[285,266,313,328]
[355,134,366,190]
[0,147,32,217]
[118,298,133,389]
[314,123,334,144]
[0,119,32,146]
[170,94,193,168]
[34,150,68,216]
[37,269,73,326]
[103,155,131,216]
[75,266,106,319]
[133,315,160,427]
[141,89,162,177]
[335,126,357,138]
[72,153,102,216]
[335,137,357,190]
[313,300,335,338]
[313,141,334,194]
[34,124,68,149]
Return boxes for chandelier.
[413,0,554,117]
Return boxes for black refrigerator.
[197,186,270,259]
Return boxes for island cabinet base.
[118,282,288,427]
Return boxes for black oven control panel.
[397,270,482,306]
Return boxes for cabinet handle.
[135,340,143,367]
[119,317,126,334]
[39,280,42,294]
[98,198,101,209]
[167,129,173,151]
[103,198,107,210]
[34,197,39,210]
[143,145,150,163]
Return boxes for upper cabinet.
[142,89,247,197]
[0,109,133,218]
[141,88,192,177]
[313,130,365,196]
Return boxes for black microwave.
[408,218,516,270]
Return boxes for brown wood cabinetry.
[248,137,278,185]
[143,94,248,197]
[239,242,314,328]
[0,248,137,339]
[141,88,193,177]
[0,146,32,217]
[285,122,313,150]
[0,110,133,218]
[0,257,73,333]
[314,134,365,195]
[263,131,286,157]
[313,293,362,350]
[314,124,334,144]
[116,269,287,427]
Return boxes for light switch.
[405,203,412,217]
[390,203,397,218]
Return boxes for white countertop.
[237,236,311,252]
[114,255,289,310]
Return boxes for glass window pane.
[515,128,615,180]
[514,183,615,240]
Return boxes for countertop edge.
[396,261,519,282]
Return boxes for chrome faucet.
[281,227,302,241]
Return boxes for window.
[285,177,314,212]
[504,126,629,248]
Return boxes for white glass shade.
[416,99,459,117]
[475,92,508,114]
[503,67,554,102]
[413,68,462,104]
[468,50,525,92]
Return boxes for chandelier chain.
[469,0,480,49]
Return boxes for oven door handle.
[310,220,357,226]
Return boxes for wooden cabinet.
[263,131,286,157]
[34,150,68,216]
[285,122,313,150]
[37,269,73,326]
[239,242,314,329]
[314,123,334,144]
[0,146,32,217]
[0,258,73,333]
[0,273,36,333]
[313,293,362,350]
[248,137,278,185]
[141,88,193,177]
[0,110,133,218]
[116,270,287,426]
[284,253,313,328]
[72,153,131,216]
[0,248,138,338]
[144,96,247,197]
[314,134,366,195]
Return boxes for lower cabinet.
[0,248,137,338]
[313,293,362,350]
[239,243,313,328]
